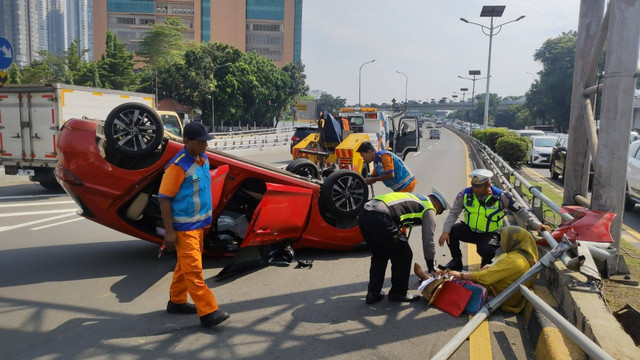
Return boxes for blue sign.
[0,37,14,70]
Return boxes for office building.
[95,0,302,67]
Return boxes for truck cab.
[157,111,183,137]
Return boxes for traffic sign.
[0,37,14,70]
[0,70,8,86]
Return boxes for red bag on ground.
[429,280,472,317]
[537,206,616,246]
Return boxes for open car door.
[241,183,313,247]
[392,115,420,160]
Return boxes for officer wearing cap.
[159,121,230,328]
[437,169,550,271]
[358,189,449,305]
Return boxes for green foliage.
[471,93,501,125]
[316,93,347,113]
[7,63,21,84]
[281,61,309,99]
[473,128,516,151]
[98,31,137,90]
[496,136,530,168]
[525,31,577,132]
[138,17,187,67]
[494,104,533,129]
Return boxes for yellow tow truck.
[288,108,420,179]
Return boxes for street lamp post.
[459,70,486,124]
[212,62,232,133]
[461,6,524,128]
[358,59,375,106]
[395,70,408,108]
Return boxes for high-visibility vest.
[166,148,213,231]
[462,186,505,233]
[374,150,415,191]
[374,192,435,227]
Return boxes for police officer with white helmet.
[438,169,550,270]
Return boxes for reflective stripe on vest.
[462,187,504,233]
[375,192,435,227]
[374,151,415,191]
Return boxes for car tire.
[321,170,368,218]
[285,158,320,179]
[104,103,164,156]
[625,191,635,211]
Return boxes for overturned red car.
[56,103,374,274]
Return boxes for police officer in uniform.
[438,169,550,271]
[359,189,449,305]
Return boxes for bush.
[473,128,515,151]
[496,136,530,168]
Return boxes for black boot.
[438,257,463,271]
[365,291,385,304]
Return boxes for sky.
[300,0,584,106]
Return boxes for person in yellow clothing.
[159,121,230,328]
[444,226,538,313]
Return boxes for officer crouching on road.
[438,169,550,271]
[359,189,449,305]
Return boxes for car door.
[241,183,313,247]
[392,116,420,160]
[627,142,640,198]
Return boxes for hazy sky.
[301,0,583,105]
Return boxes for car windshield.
[534,138,557,147]
[161,114,182,137]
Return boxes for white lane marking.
[0,200,75,208]
[0,213,76,233]
[0,209,77,217]
[31,217,83,230]
[412,151,422,156]
[0,194,68,201]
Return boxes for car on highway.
[55,103,369,277]
[527,135,558,166]
[625,140,640,211]
[290,126,318,154]
[549,134,594,188]
[430,129,440,139]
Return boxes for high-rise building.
[0,0,42,67]
[47,0,65,56]
[95,0,302,67]
[66,0,94,61]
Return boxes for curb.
[524,282,586,360]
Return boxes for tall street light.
[358,59,375,106]
[212,62,231,133]
[458,70,487,124]
[461,5,525,128]
[395,70,408,108]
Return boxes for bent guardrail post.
[519,285,614,360]
[431,237,575,360]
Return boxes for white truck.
[0,84,157,190]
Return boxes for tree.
[471,93,501,125]
[138,17,187,67]
[316,93,346,114]
[7,63,21,84]
[525,31,577,132]
[98,31,137,90]
[281,61,309,99]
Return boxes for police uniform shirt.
[442,189,542,234]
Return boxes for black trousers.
[447,222,500,267]
[358,210,413,296]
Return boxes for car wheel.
[321,170,368,218]
[625,190,635,211]
[285,158,320,179]
[104,103,164,156]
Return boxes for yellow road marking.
[622,224,640,243]
[462,139,492,359]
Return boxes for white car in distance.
[528,135,559,166]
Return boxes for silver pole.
[483,16,494,129]
[519,285,614,360]
[359,59,375,106]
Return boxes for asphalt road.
[0,128,531,360]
